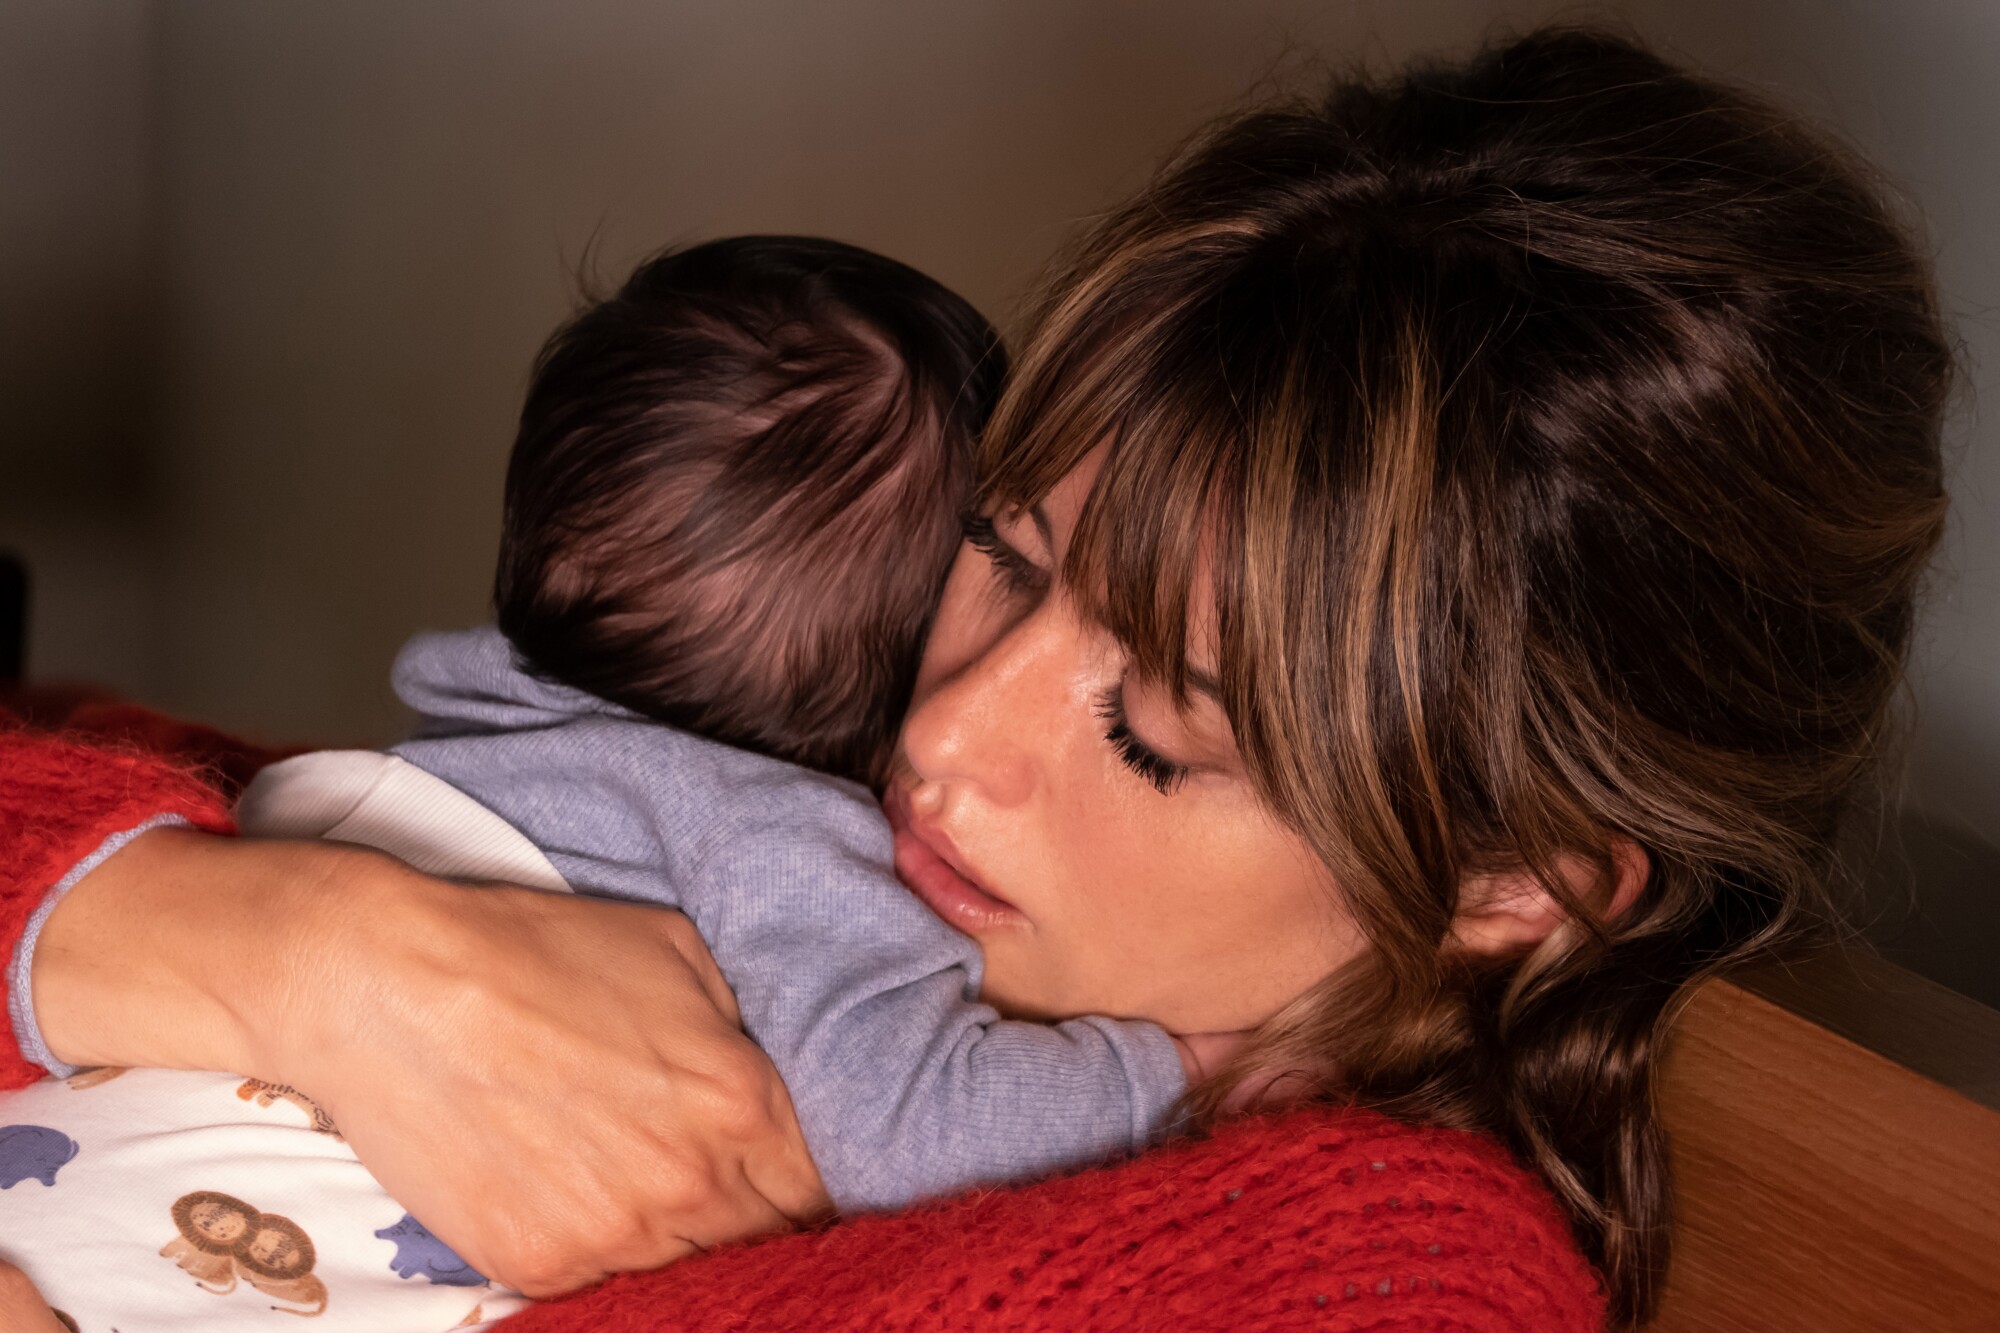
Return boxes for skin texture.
[34,831,828,1297]
[0,1261,67,1333]
[888,458,1363,1033]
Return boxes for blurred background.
[4,0,1995,1003]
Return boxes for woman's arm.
[3,730,828,1296]
[0,728,238,1086]
[0,1259,71,1333]
[38,830,829,1294]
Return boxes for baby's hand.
[1171,1030,1250,1083]
[1173,1031,1320,1112]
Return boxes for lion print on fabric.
[64,1065,129,1090]
[159,1189,329,1316]
[237,1078,343,1138]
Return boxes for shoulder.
[546,716,886,852]
[398,714,887,873]
[995,1106,1605,1329]
[1154,1108,1606,1326]
[529,722,895,875]
[539,1105,1606,1332]
[389,625,886,854]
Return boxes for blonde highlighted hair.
[981,29,1949,1325]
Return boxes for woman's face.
[885,458,1362,1034]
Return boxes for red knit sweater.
[0,722,1606,1331]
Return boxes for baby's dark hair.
[496,235,1004,785]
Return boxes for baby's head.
[496,236,1004,785]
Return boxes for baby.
[0,237,1187,1332]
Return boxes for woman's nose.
[900,604,1068,810]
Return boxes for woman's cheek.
[1069,792,1243,1011]
[1007,780,1165,1013]
[1143,793,1354,1027]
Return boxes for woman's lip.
[882,786,1028,936]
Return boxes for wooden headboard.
[1654,947,2000,1330]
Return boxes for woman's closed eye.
[961,511,1048,599]
[1094,681,1192,796]
[963,508,1198,796]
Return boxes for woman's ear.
[1452,838,1649,956]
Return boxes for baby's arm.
[393,713,1195,1214]
[673,788,1191,1214]
[1173,1030,1244,1083]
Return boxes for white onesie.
[0,752,558,1331]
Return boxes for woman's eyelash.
[1093,684,1191,796]
[960,516,1184,796]
[961,512,1046,596]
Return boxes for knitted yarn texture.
[510,1106,1606,1332]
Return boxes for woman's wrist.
[31,828,389,1077]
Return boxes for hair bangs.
[977,225,1403,799]
[979,264,1306,714]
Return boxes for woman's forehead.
[1015,447,1104,541]
[1004,449,1225,695]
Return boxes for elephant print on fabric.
[375,1213,488,1287]
[159,1190,329,1316]
[0,1124,79,1187]
[237,1078,343,1138]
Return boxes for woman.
[1,28,1948,1329]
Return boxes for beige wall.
[4,0,1997,992]
[0,0,162,699]
[143,0,1510,745]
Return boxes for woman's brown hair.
[981,29,1950,1325]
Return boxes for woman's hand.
[0,1261,71,1333]
[288,867,833,1294]
[34,828,830,1296]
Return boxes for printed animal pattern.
[159,1189,329,1317]
[375,1213,488,1287]
[65,1065,129,1089]
[238,1078,343,1138]
[6,1075,518,1328]
[0,1123,79,1187]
